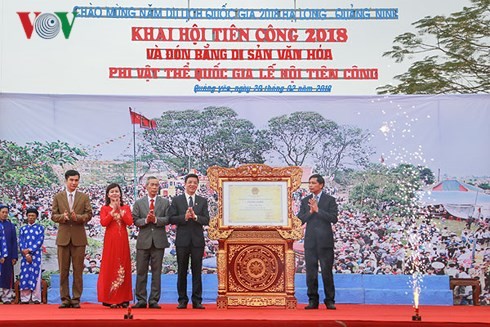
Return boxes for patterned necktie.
[68,193,74,210]
[150,199,155,211]
[188,196,194,208]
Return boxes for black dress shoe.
[325,302,336,310]
[59,302,71,309]
[177,302,188,309]
[149,302,161,309]
[132,301,147,309]
[192,303,205,309]
[71,303,81,309]
[304,302,319,309]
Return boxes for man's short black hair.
[309,174,325,186]
[26,207,39,217]
[185,173,199,183]
[65,170,80,180]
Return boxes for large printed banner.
[0,0,472,95]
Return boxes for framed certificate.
[222,181,288,226]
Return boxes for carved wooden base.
[215,240,297,309]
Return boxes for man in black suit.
[168,173,210,309]
[298,174,338,310]
[132,176,170,309]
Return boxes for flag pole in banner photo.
[129,107,157,198]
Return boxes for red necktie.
[150,199,155,211]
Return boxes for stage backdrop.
[0,95,489,298]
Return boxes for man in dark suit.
[132,176,170,309]
[51,170,93,309]
[298,174,338,310]
[169,173,210,309]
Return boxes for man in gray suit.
[132,176,170,309]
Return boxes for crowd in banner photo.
[0,178,489,305]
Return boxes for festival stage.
[0,304,489,327]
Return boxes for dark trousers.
[305,247,335,304]
[176,246,204,305]
[135,245,164,304]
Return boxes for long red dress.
[97,204,133,304]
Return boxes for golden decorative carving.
[227,297,287,307]
[278,216,304,240]
[286,299,297,309]
[217,250,227,293]
[208,164,302,188]
[285,249,296,293]
[208,217,232,240]
[264,274,285,293]
[264,244,285,260]
[227,244,248,263]
[228,274,248,292]
[230,231,279,239]
[217,297,227,309]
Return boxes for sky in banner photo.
[0,94,489,178]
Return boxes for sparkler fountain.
[412,272,422,321]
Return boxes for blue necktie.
[188,196,194,208]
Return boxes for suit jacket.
[0,219,18,288]
[298,192,338,249]
[168,194,210,248]
[51,190,93,246]
[132,195,170,250]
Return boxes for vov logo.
[17,12,77,39]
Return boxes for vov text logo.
[17,12,77,39]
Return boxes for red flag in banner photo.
[140,115,150,129]
[129,107,157,129]
[140,116,157,129]
[129,108,142,124]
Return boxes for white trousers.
[0,288,15,302]
[20,272,42,303]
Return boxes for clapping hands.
[111,198,122,221]
[185,207,196,221]
[308,197,319,214]
[147,209,156,223]
[63,210,77,222]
